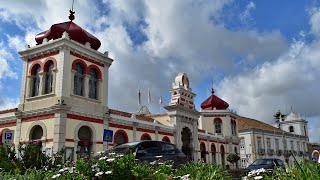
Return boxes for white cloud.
[309,7,320,37]
[239,1,256,24]
[0,42,17,80]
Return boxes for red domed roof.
[35,21,101,50]
[201,89,229,110]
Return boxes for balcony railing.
[299,151,304,156]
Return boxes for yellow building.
[0,12,239,167]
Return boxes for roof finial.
[211,78,214,94]
[69,0,75,21]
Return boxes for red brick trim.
[198,138,207,141]
[158,131,174,136]
[109,123,133,130]
[66,138,74,142]
[0,122,16,128]
[46,138,53,142]
[0,108,17,115]
[200,142,206,151]
[28,51,59,62]
[67,114,103,124]
[162,136,171,143]
[140,133,152,140]
[136,128,155,133]
[70,51,104,67]
[114,130,129,144]
[29,61,43,75]
[86,64,102,80]
[96,141,103,144]
[22,114,55,122]
[71,59,87,71]
[198,129,206,133]
[43,57,57,71]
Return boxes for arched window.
[200,142,206,163]
[231,120,237,135]
[88,69,98,99]
[221,145,225,167]
[141,133,152,140]
[211,144,216,164]
[44,61,54,94]
[74,63,85,96]
[114,130,128,145]
[289,126,294,133]
[31,64,41,97]
[162,136,171,143]
[214,118,222,134]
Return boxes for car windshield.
[109,142,141,154]
[251,159,273,166]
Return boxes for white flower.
[56,164,61,167]
[155,155,163,158]
[181,174,190,180]
[99,156,107,160]
[51,174,61,179]
[107,158,115,162]
[105,171,112,174]
[108,152,116,155]
[158,162,164,165]
[150,161,157,165]
[97,151,104,154]
[91,164,98,168]
[254,176,263,180]
[116,154,124,157]
[95,172,104,177]
[68,167,75,173]
[59,169,65,173]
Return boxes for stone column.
[73,139,79,161]
[133,122,138,141]
[103,113,110,150]
[84,75,90,98]
[52,112,67,154]
[155,127,160,141]
[39,72,46,95]
[26,75,33,97]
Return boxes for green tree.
[227,153,240,168]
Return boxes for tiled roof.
[238,116,285,133]
[109,109,154,123]
[0,108,18,115]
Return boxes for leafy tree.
[227,153,240,168]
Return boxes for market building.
[0,12,240,167]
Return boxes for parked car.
[245,158,286,174]
[97,140,189,168]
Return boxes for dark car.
[99,140,188,168]
[245,158,286,174]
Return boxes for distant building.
[0,11,239,168]
[238,112,309,167]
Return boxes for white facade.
[239,116,309,168]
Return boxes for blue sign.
[103,129,113,142]
[4,132,13,140]
[312,157,317,162]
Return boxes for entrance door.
[181,127,192,160]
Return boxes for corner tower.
[16,11,113,158]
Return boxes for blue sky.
[0,0,320,142]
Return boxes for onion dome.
[35,10,101,50]
[201,88,229,110]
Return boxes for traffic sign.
[103,129,113,142]
[2,130,14,144]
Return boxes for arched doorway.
[30,125,43,146]
[221,145,225,168]
[77,126,92,159]
[200,142,207,162]
[181,127,192,160]
[211,144,216,164]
